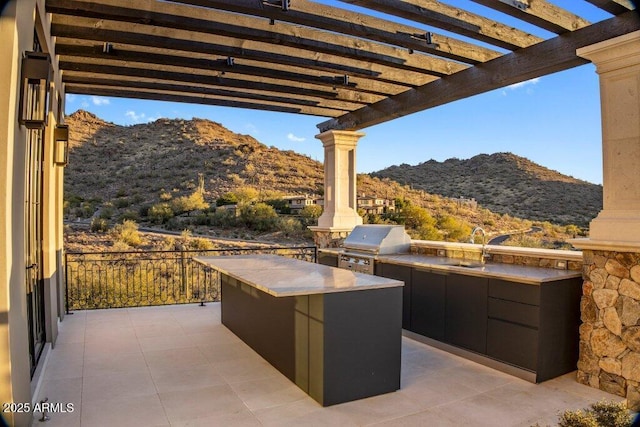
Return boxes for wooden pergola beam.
[47,0,467,76]
[318,11,640,132]
[340,0,543,51]
[167,0,501,64]
[65,84,343,117]
[62,73,367,112]
[583,0,635,15]
[54,42,437,89]
[471,0,590,34]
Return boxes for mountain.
[64,110,442,213]
[63,111,587,246]
[371,153,602,227]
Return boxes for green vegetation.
[558,400,632,427]
[63,111,588,247]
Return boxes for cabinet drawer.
[487,319,538,371]
[489,279,539,305]
[488,298,539,328]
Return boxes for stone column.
[572,31,640,410]
[309,130,364,248]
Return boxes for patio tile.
[133,320,186,338]
[82,371,157,403]
[151,365,226,394]
[142,347,209,375]
[213,353,281,384]
[158,384,248,423]
[45,304,626,427]
[198,340,256,364]
[83,334,141,357]
[229,375,308,411]
[80,393,168,427]
[170,411,262,427]
[138,333,196,352]
[83,350,148,378]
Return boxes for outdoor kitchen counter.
[193,254,403,407]
[193,254,403,296]
[377,254,581,284]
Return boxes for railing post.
[64,252,70,314]
[180,245,187,295]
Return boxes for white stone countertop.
[378,254,582,285]
[193,254,404,297]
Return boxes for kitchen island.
[193,254,404,406]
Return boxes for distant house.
[283,195,317,214]
[357,195,395,215]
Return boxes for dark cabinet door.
[487,319,538,371]
[377,263,412,329]
[317,252,338,267]
[410,269,446,340]
[445,274,488,353]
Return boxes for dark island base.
[220,274,403,406]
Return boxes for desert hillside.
[372,153,602,227]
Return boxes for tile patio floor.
[34,303,622,426]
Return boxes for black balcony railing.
[65,246,317,311]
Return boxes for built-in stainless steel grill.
[338,225,411,274]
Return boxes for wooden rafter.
[45,0,640,124]
[165,0,501,63]
[66,84,344,117]
[62,73,367,111]
[470,0,591,34]
[584,0,636,15]
[318,11,640,132]
[340,0,543,50]
[47,0,467,77]
[54,41,437,88]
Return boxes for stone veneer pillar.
[309,130,364,248]
[572,31,640,410]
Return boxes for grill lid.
[343,225,411,255]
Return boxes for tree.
[239,202,278,231]
[300,204,322,226]
[148,202,174,224]
[171,190,209,215]
[216,192,238,206]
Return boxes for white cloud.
[506,77,540,90]
[125,110,159,124]
[66,94,76,103]
[287,133,306,142]
[81,101,89,108]
[245,123,259,135]
[91,96,110,106]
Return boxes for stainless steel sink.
[444,261,485,269]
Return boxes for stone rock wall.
[578,250,640,410]
[310,230,349,248]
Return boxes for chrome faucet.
[470,227,490,264]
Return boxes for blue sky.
[65,1,614,185]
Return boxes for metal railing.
[65,246,317,311]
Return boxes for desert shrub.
[118,210,140,222]
[265,198,290,213]
[438,215,472,242]
[239,203,278,231]
[148,202,174,224]
[210,209,237,228]
[114,197,131,209]
[110,220,142,247]
[216,192,238,206]
[159,190,173,201]
[99,205,114,220]
[300,205,322,226]
[90,217,109,233]
[277,217,303,234]
[559,400,632,427]
[171,191,209,216]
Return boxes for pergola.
[48,0,637,128]
[46,0,640,240]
